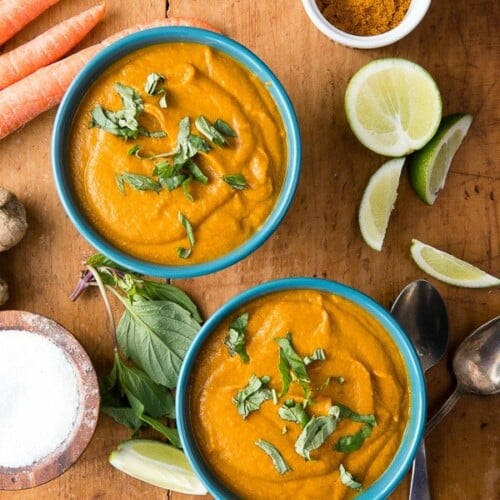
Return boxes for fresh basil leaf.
[334,403,377,427]
[116,172,162,193]
[335,424,374,453]
[139,414,181,448]
[116,300,200,388]
[255,439,291,475]
[188,134,211,154]
[115,82,144,115]
[214,118,237,137]
[222,174,247,190]
[224,312,250,363]
[176,247,192,259]
[232,374,272,419]
[178,212,195,247]
[275,332,310,396]
[294,414,339,460]
[127,144,141,157]
[339,464,362,491]
[195,115,227,146]
[144,72,165,95]
[115,355,173,418]
[101,405,143,431]
[137,280,202,324]
[278,399,310,429]
[185,159,208,184]
[303,348,326,366]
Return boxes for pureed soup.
[69,42,287,265]
[190,290,409,499]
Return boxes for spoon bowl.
[426,315,500,435]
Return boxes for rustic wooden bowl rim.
[0,310,100,490]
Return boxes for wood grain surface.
[0,0,498,499]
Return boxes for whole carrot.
[0,0,61,46]
[0,17,221,141]
[0,4,107,90]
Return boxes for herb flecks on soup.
[190,290,409,499]
[69,43,286,265]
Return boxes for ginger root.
[0,187,28,305]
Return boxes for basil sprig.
[233,374,273,419]
[255,439,291,475]
[225,312,250,362]
[70,254,202,447]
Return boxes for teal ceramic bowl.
[52,27,301,278]
[177,277,426,499]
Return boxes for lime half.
[409,113,473,204]
[410,239,500,288]
[358,158,405,251]
[345,58,442,157]
[109,439,207,495]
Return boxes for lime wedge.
[345,58,442,157]
[409,113,473,204]
[358,158,405,251]
[109,439,207,495]
[410,239,500,288]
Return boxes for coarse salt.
[0,329,80,468]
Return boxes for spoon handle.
[409,440,431,500]
[425,386,462,436]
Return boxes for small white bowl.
[301,0,431,49]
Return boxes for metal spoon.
[391,279,449,500]
[425,315,500,436]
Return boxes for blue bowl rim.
[177,277,427,499]
[52,27,302,279]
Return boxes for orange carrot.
[0,0,61,46]
[0,4,106,90]
[0,17,221,140]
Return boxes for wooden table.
[1,0,498,498]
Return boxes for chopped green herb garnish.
[195,115,228,146]
[90,83,165,139]
[333,403,377,453]
[214,118,237,137]
[303,348,326,366]
[255,439,291,475]
[232,374,272,419]
[222,174,247,190]
[224,312,250,363]
[115,172,162,194]
[176,212,195,259]
[294,411,339,460]
[278,399,310,429]
[144,72,165,96]
[339,464,362,491]
[275,332,310,397]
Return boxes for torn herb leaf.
[303,348,326,366]
[335,404,377,427]
[275,332,310,396]
[224,312,250,363]
[177,212,195,259]
[144,72,165,96]
[335,424,374,453]
[116,172,162,193]
[294,413,339,460]
[339,464,362,491]
[232,374,272,419]
[278,399,310,429]
[222,174,247,190]
[195,115,228,146]
[214,118,237,137]
[255,439,291,475]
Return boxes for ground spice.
[316,0,411,36]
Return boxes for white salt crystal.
[0,329,80,468]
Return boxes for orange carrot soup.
[190,290,409,499]
[69,43,287,265]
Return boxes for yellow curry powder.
[316,0,411,36]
